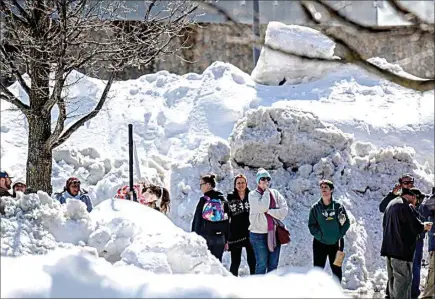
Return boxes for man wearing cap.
[0,171,13,215]
[381,188,432,299]
[420,191,435,299]
[54,177,93,212]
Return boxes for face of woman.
[235,178,247,193]
[143,189,158,203]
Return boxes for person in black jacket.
[192,174,230,262]
[227,174,256,276]
[379,173,414,213]
[381,188,432,299]
[379,173,414,299]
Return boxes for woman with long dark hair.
[227,174,256,276]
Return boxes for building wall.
[110,22,434,81]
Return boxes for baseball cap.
[402,188,421,197]
[0,171,13,179]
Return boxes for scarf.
[256,186,277,252]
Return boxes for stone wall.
[110,22,434,81]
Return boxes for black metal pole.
[253,0,260,67]
[128,124,137,202]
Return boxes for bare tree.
[199,0,434,92]
[0,0,197,193]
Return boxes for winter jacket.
[379,191,397,213]
[0,188,12,215]
[55,191,93,212]
[227,190,251,249]
[421,197,435,252]
[191,190,230,242]
[308,198,350,245]
[248,188,288,234]
[381,196,425,261]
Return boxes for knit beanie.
[256,168,271,185]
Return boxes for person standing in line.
[54,177,93,212]
[381,188,432,299]
[379,173,415,299]
[419,191,435,299]
[227,174,256,276]
[308,180,350,283]
[12,178,27,197]
[0,171,14,215]
[192,174,230,262]
[248,168,288,274]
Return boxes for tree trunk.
[26,114,53,194]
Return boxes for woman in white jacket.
[249,168,288,274]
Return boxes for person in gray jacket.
[248,168,288,274]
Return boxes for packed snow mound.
[1,192,94,256]
[252,22,340,85]
[88,199,230,275]
[0,249,345,299]
[229,107,353,169]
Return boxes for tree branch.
[0,82,30,114]
[387,0,434,33]
[0,46,32,96]
[50,71,116,149]
[300,1,434,92]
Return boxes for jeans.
[411,236,424,298]
[386,257,412,299]
[204,234,226,262]
[230,239,256,276]
[312,238,344,282]
[420,251,435,299]
[249,232,281,274]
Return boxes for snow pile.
[1,248,345,298]
[251,22,340,85]
[1,192,94,256]
[88,199,229,275]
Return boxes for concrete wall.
[106,22,434,81]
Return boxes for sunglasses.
[200,182,207,187]
[14,184,26,189]
[260,177,271,182]
[70,180,81,187]
[402,181,414,185]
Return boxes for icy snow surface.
[1,23,434,297]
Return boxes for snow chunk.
[229,107,352,169]
[89,199,229,275]
[252,22,340,85]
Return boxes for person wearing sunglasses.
[248,168,288,274]
[54,177,93,212]
[308,180,350,283]
[379,173,415,214]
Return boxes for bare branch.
[300,1,434,92]
[387,0,434,32]
[50,71,116,150]
[144,0,157,20]
[0,82,30,114]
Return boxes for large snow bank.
[251,22,340,85]
[88,199,229,275]
[1,248,345,298]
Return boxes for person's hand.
[392,183,401,195]
[424,222,433,232]
[259,180,269,191]
[224,242,229,251]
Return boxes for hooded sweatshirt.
[55,190,93,213]
[308,198,350,245]
[191,190,230,241]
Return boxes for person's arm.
[224,201,230,242]
[339,204,351,237]
[82,195,93,212]
[379,192,396,213]
[405,205,425,236]
[192,197,205,235]
[267,190,288,221]
[308,206,322,241]
[249,190,270,214]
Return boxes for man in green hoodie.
[308,180,350,283]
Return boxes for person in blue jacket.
[54,177,93,212]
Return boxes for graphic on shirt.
[202,196,226,222]
[229,200,249,216]
[322,203,336,220]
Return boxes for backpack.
[202,196,226,222]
